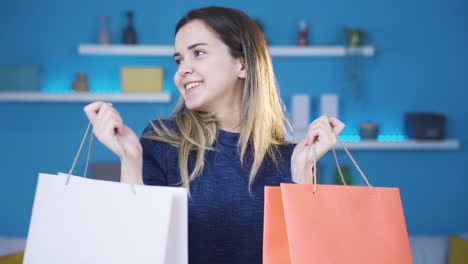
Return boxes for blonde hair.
[143,6,291,194]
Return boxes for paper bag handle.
[65,122,137,194]
[66,122,93,183]
[331,137,374,191]
[309,135,374,194]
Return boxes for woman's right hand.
[83,101,142,162]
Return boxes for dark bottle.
[122,11,137,44]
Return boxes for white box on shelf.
[291,94,310,139]
[320,94,339,118]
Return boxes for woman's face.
[173,20,245,113]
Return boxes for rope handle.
[331,137,374,192]
[306,132,374,194]
[65,121,137,195]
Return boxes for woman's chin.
[184,100,203,111]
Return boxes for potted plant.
[342,27,368,103]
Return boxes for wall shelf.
[2,93,459,150]
[292,128,460,151]
[332,139,460,151]
[78,44,375,57]
[268,46,375,57]
[0,92,171,103]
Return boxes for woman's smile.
[184,81,203,97]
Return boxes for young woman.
[84,6,345,264]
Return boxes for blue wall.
[1,0,467,237]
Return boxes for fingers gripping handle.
[65,121,137,195]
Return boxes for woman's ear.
[237,58,246,79]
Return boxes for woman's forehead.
[174,20,220,50]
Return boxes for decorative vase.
[98,15,111,45]
[122,11,137,45]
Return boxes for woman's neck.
[215,108,241,133]
[213,82,243,133]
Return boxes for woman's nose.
[178,65,193,77]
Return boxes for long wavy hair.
[144,6,291,194]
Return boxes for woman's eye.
[194,50,205,57]
[174,58,183,65]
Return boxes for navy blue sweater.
[140,120,294,264]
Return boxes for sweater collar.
[216,129,240,147]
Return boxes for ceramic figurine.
[72,73,89,92]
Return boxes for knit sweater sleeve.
[139,120,174,186]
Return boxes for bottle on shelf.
[98,15,111,45]
[122,11,137,45]
[297,19,308,46]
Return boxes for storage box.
[404,112,446,140]
[120,67,164,93]
[0,65,41,92]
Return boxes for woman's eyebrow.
[173,43,208,58]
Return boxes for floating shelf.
[0,92,171,103]
[78,44,375,57]
[332,139,460,151]
[292,129,460,151]
[78,45,174,56]
[268,46,375,57]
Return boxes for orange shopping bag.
[263,139,412,264]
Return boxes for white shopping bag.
[24,173,187,264]
[24,122,187,264]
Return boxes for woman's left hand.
[291,116,345,184]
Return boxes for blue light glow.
[340,134,408,142]
[339,135,361,142]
